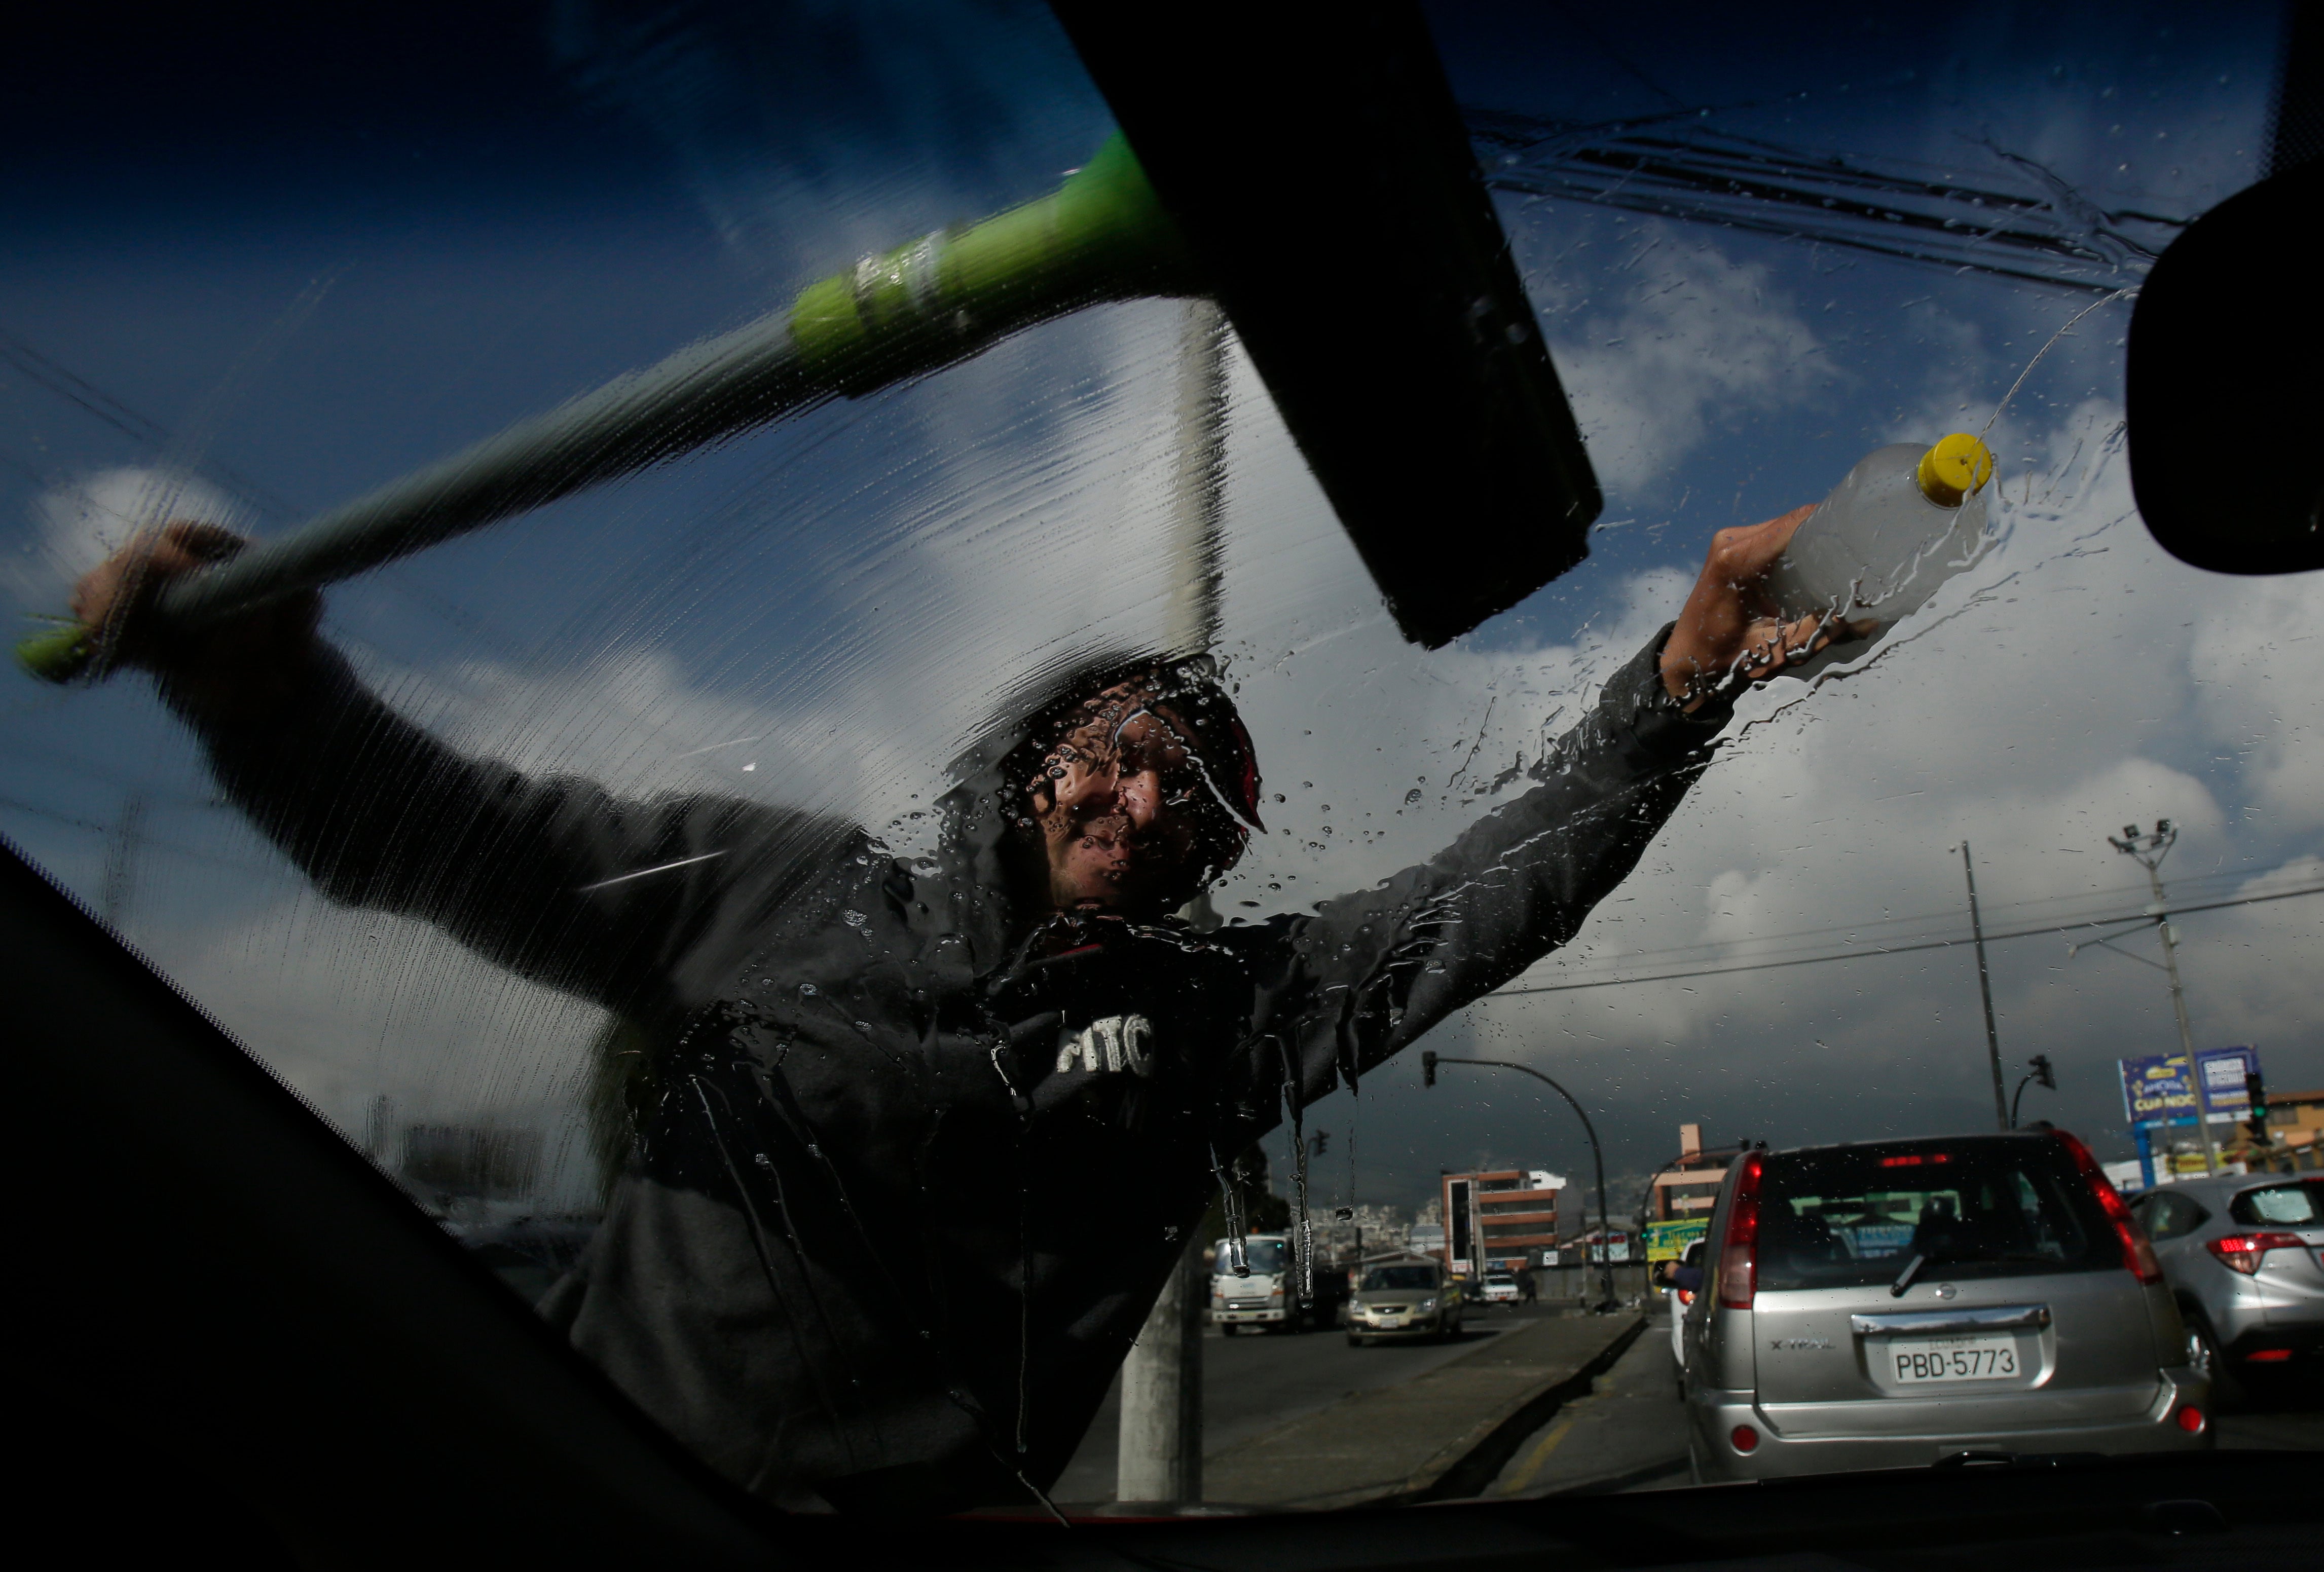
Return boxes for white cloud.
[3,465,242,611]
[2189,570,2324,835]
[1543,228,1828,500]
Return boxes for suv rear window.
[1754,1138,2115,1292]
[2230,1180,2324,1226]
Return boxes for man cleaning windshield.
[73,508,1842,1514]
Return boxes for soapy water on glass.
[1762,433,1998,683]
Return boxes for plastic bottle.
[1761,432,1996,680]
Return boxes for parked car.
[1682,1131,2208,1481]
[1346,1260,1465,1345]
[2128,1174,2323,1403]
[1481,1272,1522,1305]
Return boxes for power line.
[1496,862,2305,979]
[0,326,302,519]
[1482,881,2324,999]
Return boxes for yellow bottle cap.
[1917,432,1995,508]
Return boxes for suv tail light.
[2205,1232,2306,1275]
[1718,1151,1766,1309]
[2051,1129,2163,1285]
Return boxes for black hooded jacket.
[178,626,1728,1514]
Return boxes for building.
[1440,1169,1563,1276]
[1651,1123,1732,1222]
[2224,1086,2324,1172]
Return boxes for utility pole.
[1119,297,1230,1509]
[1423,1051,1616,1311]
[1959,842,2008,1132]
[99,791,145,930]
[2108,820,2219,1175]
[1161,297,1230,660]
[1117,1231,1205,1506]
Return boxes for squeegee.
[20,1,1596,680]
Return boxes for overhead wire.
[1482,881,2324,999]
[1498,862,2309,978]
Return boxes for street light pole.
[1959,842,2009,1132]
[1423,1052,1615,1311]
[2010,1054,2057,1129]
[2108,820,2219,1176]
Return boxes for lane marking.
[1501,1417,1576,1495]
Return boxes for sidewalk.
[1200,1312,1645,1510]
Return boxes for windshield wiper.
[1890,1253,1929,1297]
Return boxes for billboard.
[2119,1053,2197,1125]
[1644,1218,1710,1263]
[2119,1046,2264,1190]
[1447,1177,1474,1275]
[2195,1045,2261,1114]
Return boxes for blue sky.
[3,2,2313,1217]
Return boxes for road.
[1050,1301,1565,1505]
[1487,1307,1691,1497]
[1056,1301,2319,1507]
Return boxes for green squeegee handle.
[20,133,1197,684]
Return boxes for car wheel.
[2185,1313,2246,1410]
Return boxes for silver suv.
[2127,1174,2323,1402]
[1682,1132,2209,1481]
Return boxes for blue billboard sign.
[2118,1053,2197,1126]
[2195,1045,2261,1113]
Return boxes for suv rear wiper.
[1890,1253,1929,1297]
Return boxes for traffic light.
[1422,1051,1437,1088]
[2030,1055,2055,1090]
[2247,1071,2272,1144]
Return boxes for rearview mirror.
[2128,160,2322,575]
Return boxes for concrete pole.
[99,792,144,929]
[1118,296,1230,1509]
[1161,297,1229,658]
[2145,862,2222,1175]
[1116,1236,1205,1505]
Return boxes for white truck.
[1209,1233,1355,1332]
[1210,1234,1294,1331]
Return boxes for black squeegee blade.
[1052,2,1601,648]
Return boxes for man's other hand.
[1659,506,1867,712]
[69,521,320,714]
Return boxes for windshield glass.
[4,0,2314,1529]
[1362,1266,1438,1292]
[1233,1240,1289,1277]
[1754,1140,2113,1290]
